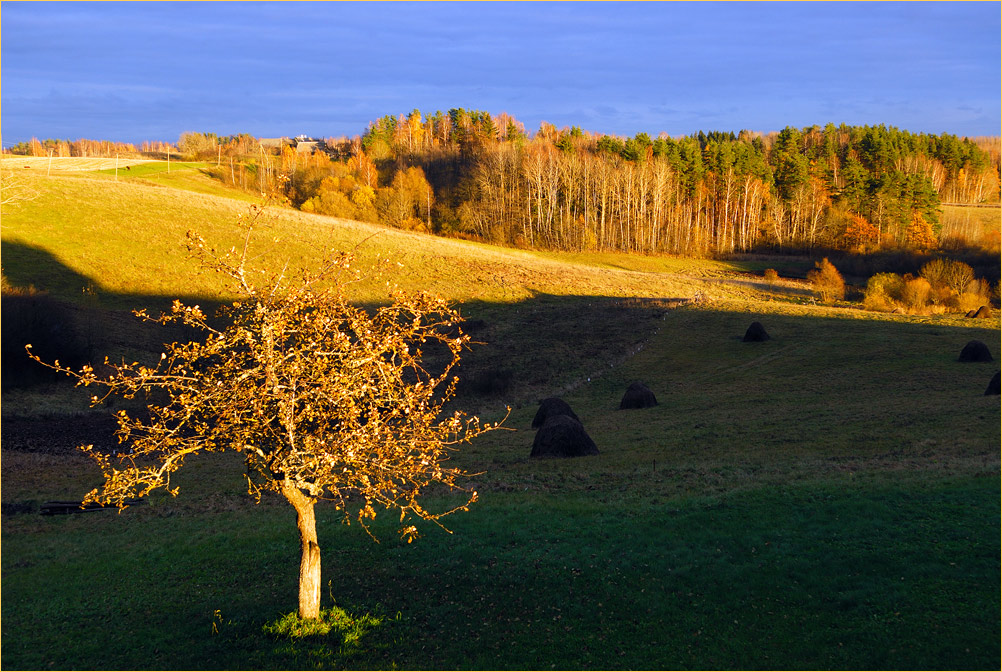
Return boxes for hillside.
[2,169,737,305]
[1,162,999,670]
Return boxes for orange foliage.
[905,213,937,250]
[843,213,880,251]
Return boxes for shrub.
[301,189,356,219]
[916,258,987,313]
[954,279,993,314]
[943,261,976,296]
[807,258,845,304]
[863,273,904,312]
[919,258,949,294]
[900,275,933,313]
[763,268,779,285]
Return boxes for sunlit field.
[2,169,999,670]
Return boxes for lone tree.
[807,257,845,304]
[29,220,503,620]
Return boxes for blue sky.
[2,1,999,146]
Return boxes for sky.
[1,1,1000,146]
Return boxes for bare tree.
[29,212,504,620]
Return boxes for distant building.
[293,135,323,154]
[258,137,290,149]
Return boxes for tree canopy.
[28,212,504,619]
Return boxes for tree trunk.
[282,484,321,619]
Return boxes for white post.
[115,154,119,180]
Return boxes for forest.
[14,111,1001,258]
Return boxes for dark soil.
[1,413,120,455]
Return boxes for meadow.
[1,166,999,670]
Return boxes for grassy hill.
[1,167,999,670]
[1,169,759,307]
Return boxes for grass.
[941,203,1001,242]
[1,478,996,669]
[1,171,999,670]
[2,172,727,310]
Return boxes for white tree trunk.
[283,484,321,619]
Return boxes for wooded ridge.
[11,111,1001,257]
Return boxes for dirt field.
[1,156,158,171]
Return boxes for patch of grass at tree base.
[262,605,393,666]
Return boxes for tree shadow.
[1,238,214,310]
[1,240,213,389]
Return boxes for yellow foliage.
[27,214,504,561]
[905,213,937,251]
[351,185,376,209]
[807,257,845,304]
[900,276,932,311]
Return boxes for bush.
[863,273,904,312]
[763,268,779,285]
[953,279,993,314]
[900,276,932,312]
[301,189,356,219]
[807,258,845,304]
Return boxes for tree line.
[6,137,141,157]
[251,111,999,256]
[18,110,996,257]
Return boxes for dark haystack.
[531,397,580,428]
[530,415,599,458]
[743,321,770,342]
[972,305,993,319]
[986,371,1001,396]
[620,382,658,409]
[958,340,993,363]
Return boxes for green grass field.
[2,169,999,670]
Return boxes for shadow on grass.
[1,239,707,409]
[1,241,999,668]
[1,238,216,311]
[3,235,999,411]
[1,240,216,390]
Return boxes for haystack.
[531,397,580,428]
[743,321,770,342]
[530,415,599,458]
[971,305,993,319]
[985,371,1000,396]
[620,382,658,409]
[963,305,993,319]
[958,340,993,362]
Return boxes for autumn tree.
[842,213,881,252]
[807,257,845,304]
[29,215,503,620]
[178,132,219,159]
[378,166,434,230]
[905,212,938,250]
